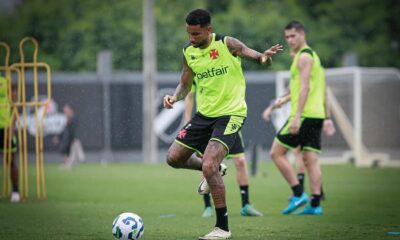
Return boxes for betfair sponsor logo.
[195,66,229,80]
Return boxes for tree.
[0,0,398,71]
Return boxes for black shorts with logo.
[175,112,246,155]
[0,128,17,153]
[226,131,245,158]
[276,117,323,152]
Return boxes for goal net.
[275,67,400,167]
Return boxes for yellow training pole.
[1,37,52,201]
[2,126,10,197]
[13,108,26,200]
[20,37,43,200]
[6,126,13,195]
[12,68,27,201]
[17,40,30,200]
[15,37,51,201]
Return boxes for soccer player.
[262,82,336,201]
[184,87,263,218]
[269,21,327,215]
[53,104,85,170]
[0,75,19,203]
[163,9,282,239]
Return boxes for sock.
[215,207,229,231]
[320,185,325,199]
[203,193,212,208]
[297,173,305,188]
[12,184,19,192]
[311,194,321,207]
[239,185,249,207]
[291,184,303,197]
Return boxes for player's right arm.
[163,56,194,109]
[184,90,194,124]
[290,53,313,134]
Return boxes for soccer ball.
[112,212,144,240]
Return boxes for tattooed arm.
[163,55,194,109]
[226,36,283,65]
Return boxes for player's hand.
[289,116,300,135]
[260,44,284,63]
[163,95,177,109]
[274,97,285,109]
[323,118,336,136]
[262,106,273,122]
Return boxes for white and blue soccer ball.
[112,212,144,240]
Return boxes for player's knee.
[270,148,279,161]
[166,152,180,169]
[234,156,246,169]
[303,152,318,165]
[202,161,218,179]
[302,157,309,167]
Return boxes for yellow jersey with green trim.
[183,33,247,117]
[0,76,11,128]
[289,46,325,119]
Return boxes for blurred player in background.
[269,21,328,215]
[163,9,282,239]
[262,77,335,201]
[0,74,19,202]
[185,86,263,218]
[53,104,85,170]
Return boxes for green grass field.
[0,162,400,240]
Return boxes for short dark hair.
[185,9,211,27]
[285,21,305,32]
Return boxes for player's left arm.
[225,37,283,65]
[323,86,336,136]
[289,53,312,134]
[262,92,291,122]
[275,93,291,108]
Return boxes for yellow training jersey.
[0,76,11,128]
[183,33,247,117]
[289,46,326,119]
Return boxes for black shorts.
[175,112,246,155]
[60,141,73,155]
[226,131,245,159]
[276,117,323,152]
[0,128,17,153]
